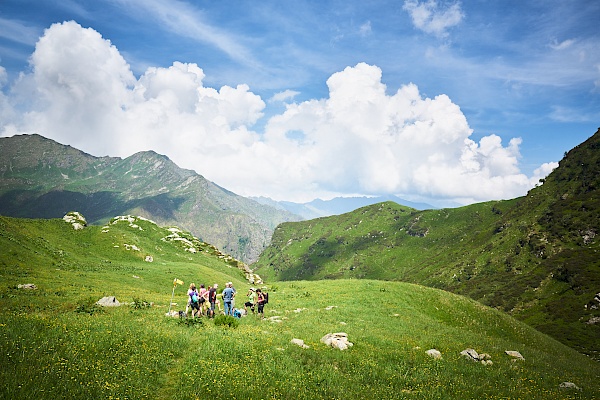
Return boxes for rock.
[460,348,480,362]
[586,316,600,325]
[144,256,153,262]
[17,283,37,290]
[324,306,337,311]
[505,350,524,360]
[63,212,87,230]
[559,382,581,391]
[426,349,442,360]
[291,338,310,349]
[321,332,353,350]
[481,360,493,366]
[96,296,121,307]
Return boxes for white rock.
[291,338,310,349]
[426,349,442,360]
[505,350,524,360]
[96,296,121,307]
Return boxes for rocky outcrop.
[320,332,353,350]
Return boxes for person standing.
[230,282,237,310]
[256,288,266,319]
[244,288,256,314]
[198,284,209,316]
[222,282,235,316]
[187,283,200,318]
[208,283,218,317]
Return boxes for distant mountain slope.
[254,128,600,359]
[252,194,435,219]
[0,134,302,262]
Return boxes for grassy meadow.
[1,215,599,399]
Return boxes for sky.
[0,0,599,207]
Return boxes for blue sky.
[0,0,599,206]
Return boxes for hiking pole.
[169,278,183,314]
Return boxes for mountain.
[251,194,436,219]
[253,128,600,359]
[0,134,302,262]
[1,214,599,399]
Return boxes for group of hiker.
[185,281,267,319]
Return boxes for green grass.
[2,280,599,399]
[1,216,599,399]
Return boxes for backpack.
[191,294,198,303]
[263,292,269,304]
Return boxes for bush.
[131,297,152,309]
[74,297,104,315]
[178,317,204,327]
[213,314,239,328]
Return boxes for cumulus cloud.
[403,0,464,38]
[1,22,549,206]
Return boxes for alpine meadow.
[0,130,599,399]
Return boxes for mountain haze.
[0,134,301,262]
[252,195,436,219]
[254,128,600,359]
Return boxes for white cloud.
[269,90,300,103]
[111,0,258,68]
[531,162,558,186]
[359,21,372,37]
[0,17,40,46]
[549,38,576,51]
[403,0,464,38]
[1,22,548,206]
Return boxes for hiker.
[256,288,266,319]
[208,283,218,317]
[222,282,235,316]
[187,283,200,318]
[229,282,237,310]
[244,288,256,314]
[198,284,209,315]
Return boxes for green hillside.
[1,215,599,399]
[0,133,302,263]
[254,129,600,360]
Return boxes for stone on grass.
[426,349,442,360]
[321,332,353,350]
[96,296,121,307]
[18,283,37,290]
[505,350,524,360]
[460,348,480,362]
[559,382,581,391]
[291,338,310,349]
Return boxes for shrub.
[74,297,104,315]
[178,317,204,327]
[131,297,152,309]
[213,314,239,328]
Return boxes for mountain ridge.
[251,194,435,219]
[0,133,302,262]
[253,128,600,359]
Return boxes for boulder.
[460,348,480,362]
[96,296,121,307]
[321,332,353,350]
[426,349,442,360]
